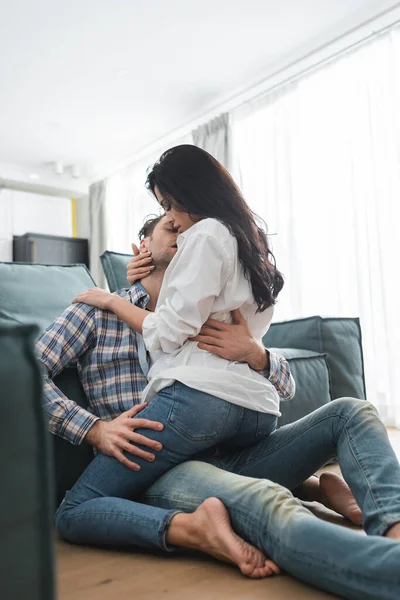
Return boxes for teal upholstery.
[0,262,96,506]
[275,349,331,427]
[0,325,55,600]
[264,316,366,401]
[100,250,131,292]
[0,260,366,510]
[0,262,96,331]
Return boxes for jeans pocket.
[256,412,278,438]
[166,383,232,441]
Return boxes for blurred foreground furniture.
[0,324,55,600]
[0,262,95,507]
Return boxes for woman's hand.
[126,243,154,285]
[73,287,114,310]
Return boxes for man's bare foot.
[319,472,363,526]
[385,523,400,540]
[167,497,281,578]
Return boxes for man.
[36,215,400,599]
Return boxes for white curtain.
[89,179,108,288]
[103,135,193,256]
[193,113,232,169]
[232,28,400,426]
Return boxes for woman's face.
[154,185,201,234]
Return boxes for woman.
[73,144,284,493]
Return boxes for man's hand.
[85,403,164,470]
[190,309,270,371]
[126,243,154,285]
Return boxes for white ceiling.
[0,0,399,187]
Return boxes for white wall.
[0,188,73,261]
[75,194,90,239]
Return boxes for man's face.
[141,216,178,267]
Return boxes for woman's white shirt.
[142,218,280,415]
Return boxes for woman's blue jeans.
[56,381,277,541]
[56,397,400,600]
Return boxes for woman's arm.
[72,288,149,334]
[142,229,230,353]
[107,296,148,334]
[73,225,231,353]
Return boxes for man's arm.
[35,302,100,445]
[190,310,296,401]
[37,302,166,469]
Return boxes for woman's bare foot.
[319,472,363,526]
[385,523,400,540]
[167,497,281,578]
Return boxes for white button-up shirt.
[142,218,280,415]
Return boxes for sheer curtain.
[89,179,108,288]
[193,113,232,169]
[104,135,193,255]
[232,28,400,426]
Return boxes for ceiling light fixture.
[71,164,81,179]
[54,161,64,175]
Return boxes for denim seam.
[58,507,180,552]
[330,403,392,536]
[232,413,339,473]
[218,501,399,589]
[270,535,400,589]
[158,509,183,552]
[344,423,391,535]
[167,385,234,442]
[226,504,400,588]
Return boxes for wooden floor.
[57,428,400,600]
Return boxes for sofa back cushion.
[274,348,332,427]
[0,262,96,332]
[264,316,366,401]
[100,250,131,292]
[0,262,96,505]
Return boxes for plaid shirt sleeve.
[35,303,99,445]
[261,350,296,401]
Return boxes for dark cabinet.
[13,233,89,268]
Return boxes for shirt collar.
[176,219,202,247]
[126,282,150,309]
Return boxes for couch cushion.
[274,348,332,427]
[0,262,96,332]
[264,316,366,401]
[0,262,96,506]
[0,325,55,600]
[100,250,131,292]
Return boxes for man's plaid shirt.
[35,284,295,446]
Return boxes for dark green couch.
[0,324,55,600]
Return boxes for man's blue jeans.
[56,398,400,600]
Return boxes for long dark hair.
[146,144,284,311]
